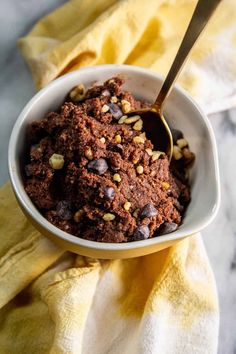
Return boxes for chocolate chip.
[174,200,184,212]
[156,222,178,236]
[25,164,32,177]
[172,169,187,184]
[179,187,190,206]
[87,158,108,175]
[108,143,124,153]
[103,187,115,201]
[171,128,183,143]
[108,103,123,120]
[132,225,150,241]
[140,204,157,218]
[56,200,72,220]
[101,89,111,97]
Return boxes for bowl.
[8,64,220,259]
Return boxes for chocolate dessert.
[24,77,195,242]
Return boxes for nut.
[173,145,183,160]
[84,147,93,160]
[140,132,146,139]
[132,158,139,164]
[69,84,85,102]
[177,138,188,149]
[74,209,84,222]
[113,173,121,182]
[101,104,110,113]
[124,115,140,124]
[115,134,122,143]
[133,208,140,218]
[121,99,131,113]
[145,148,153,156]
[136,165,144,174]
[110,96,118,103]
[124,201,131,211]
[133,136,145,144]
[162,182,170,190]
[118,115,128,124]
[49,153,64,170]
[152,151,164,161]
[100,137,106,144]
[133,119,143,131]
[103,213,116,221]
[150,170,156,177]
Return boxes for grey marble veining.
[0,1,235,353]
[202,110,236,354]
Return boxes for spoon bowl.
[127,107,173,158]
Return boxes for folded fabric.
[0,183,218,353]
[18,0,236,114]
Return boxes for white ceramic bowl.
[8,65,220,258]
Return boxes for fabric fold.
[18,0,236,113]
[0,179,219,353]
[0,183,64,309]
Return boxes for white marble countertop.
[0,1,235,353]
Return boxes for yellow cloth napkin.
[18,0,236,114]
[3,0,235,352]
[0,183,218,353]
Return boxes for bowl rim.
[8,64,221,251]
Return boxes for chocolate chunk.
[56,200,72,220]
[140,204,157,218]
[156,222,178,236]
[132,225,150,241]
[25,164,32,177]
[108,143,124,153]
[174,200,184,212]
[101,89,111,97]
[171,128,183,143]
[116,144,124,152]
[87,158,108,175]
[179,187,190,206]
[104,187,115,201]
[108,103,123,120]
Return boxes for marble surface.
[0,1,235,353]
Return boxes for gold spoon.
[129,0,222,159]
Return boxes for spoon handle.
[155,0,223,110]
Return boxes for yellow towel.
[18,0,236,113]
[2,0,236,352]
[0,183,218,353]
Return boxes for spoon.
[129,0,222,159]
